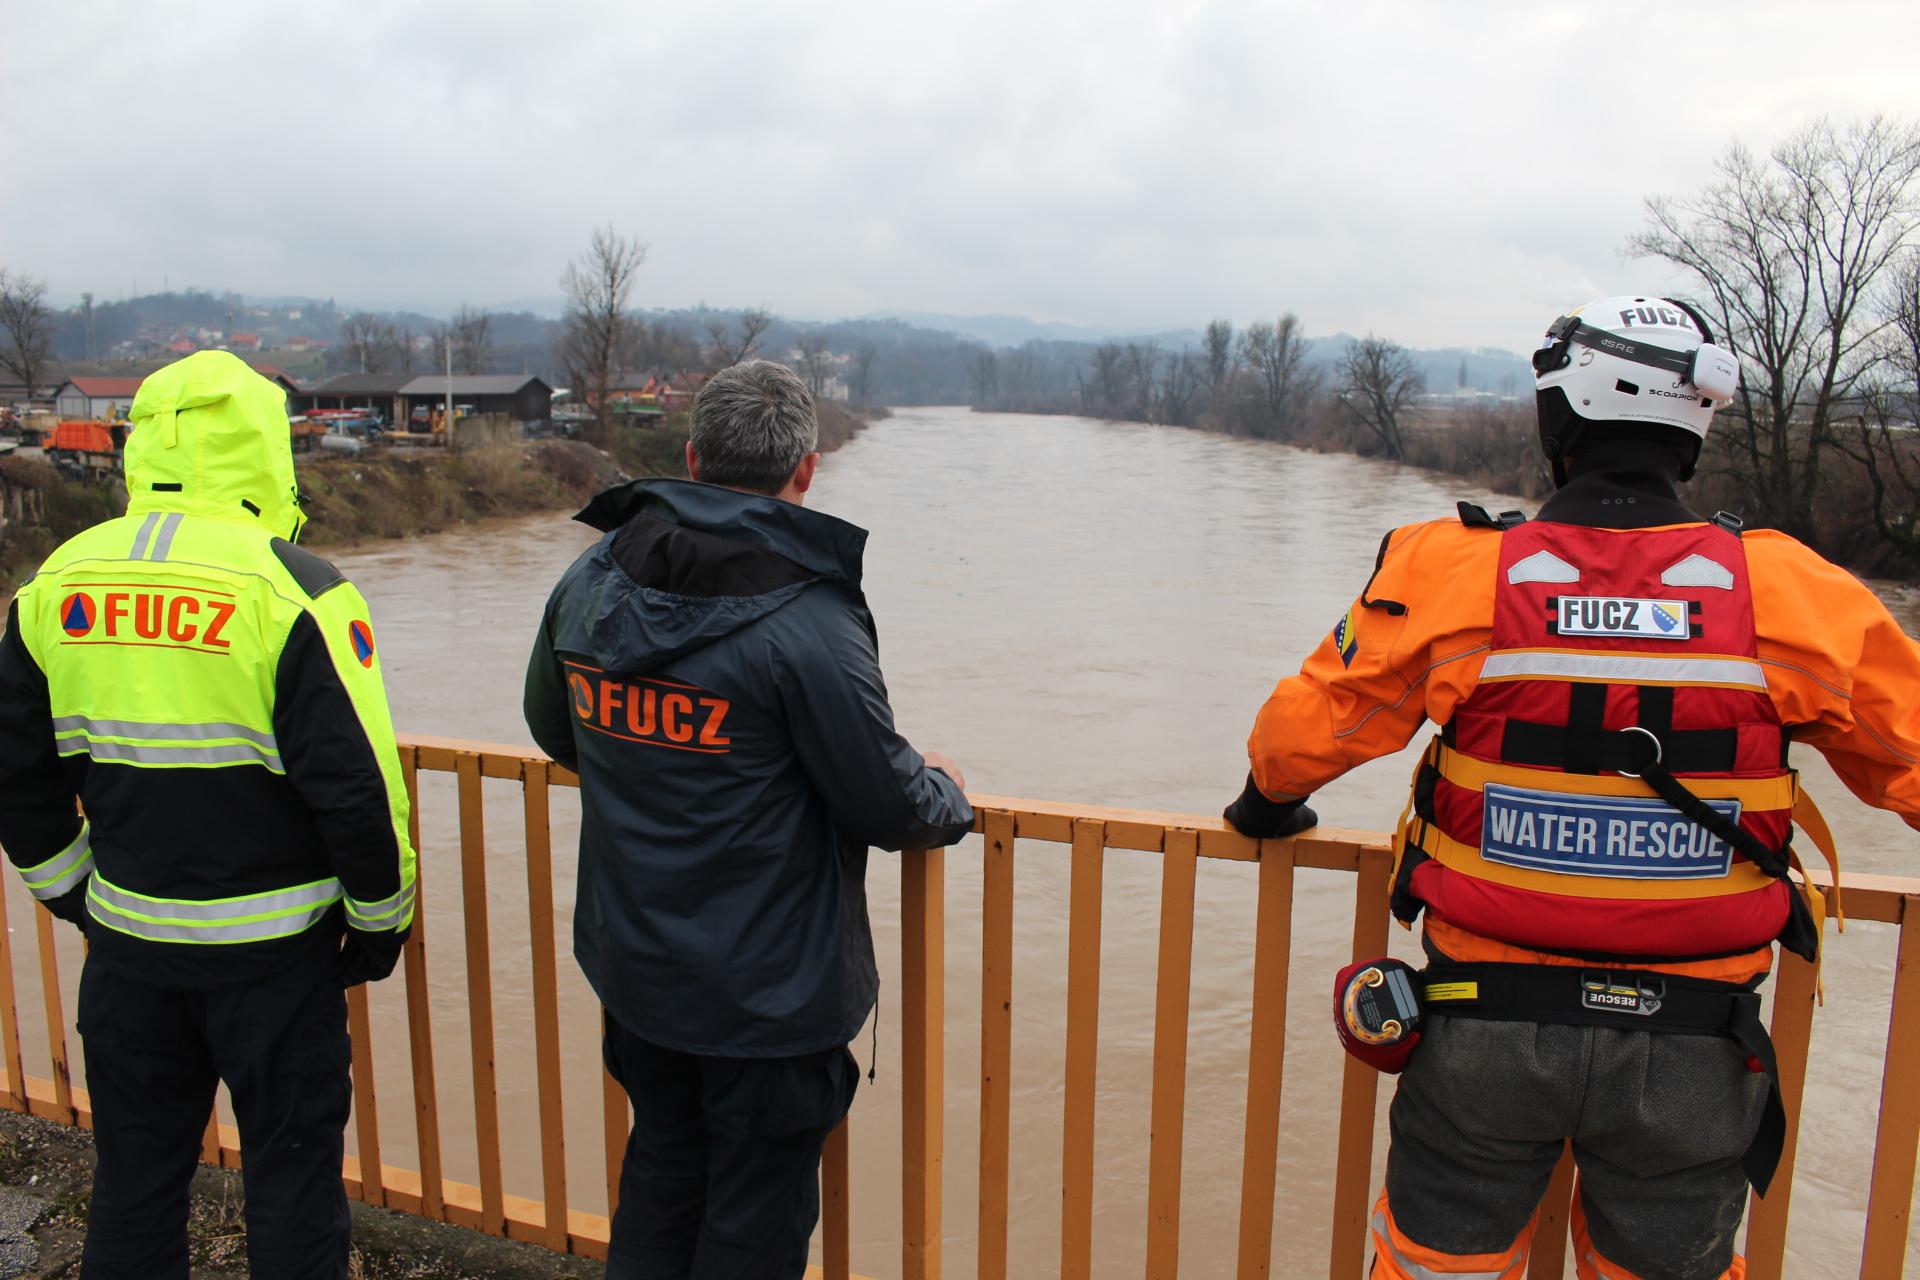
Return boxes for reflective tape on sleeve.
[86,874,341,944]
[344,879,417,931]
[19,823,93,901]
[1477,650,1767,691]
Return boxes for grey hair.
[689,360,819,494]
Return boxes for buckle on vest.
[1615,726,1663,779]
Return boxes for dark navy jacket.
[524,478,974,1056]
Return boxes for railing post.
[1061,819,1106,1280]
[1328,847,1393,1280]
[522,760,572,1250]
[398,748,446,1220]
[902,844,946,1280]
[1859,898,1920,1278]
[347,984,384,1203]
[1744,947,1820,1280]
[1235,837,1296,1279]
[33,903,74,1124]
[823,1115,851,1280]
[1145,828,1200,1280]
[455,751,506,1235]
[0,871,26,1112]
[978,813,1016,1280]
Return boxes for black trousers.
[76,952,352,1280]
[603,1014,859,1280]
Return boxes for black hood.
[570,478,869,675]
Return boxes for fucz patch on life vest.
[1480,784,1738,880]
[1332,606,1359,666]
[1548,595,1697,640]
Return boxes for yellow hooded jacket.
[0,352,415,983]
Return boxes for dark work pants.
[603,1014,859,1280]
[76,953,352,1280]
[1385,1014,1766,1280]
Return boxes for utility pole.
[445,340,455,454]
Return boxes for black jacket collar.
[1537,461,1701,530]
[575,477,868,586]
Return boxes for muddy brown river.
[11,407,1920,1275]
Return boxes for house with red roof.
[52,377,146,420]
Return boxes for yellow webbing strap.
[1435,744,1798,811]
[1792,782,1843,931]
[1386,739,1440,932]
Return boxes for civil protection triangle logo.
[61,593,96,637]
[349,620,376,667]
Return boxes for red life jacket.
[1391,515,1825,962]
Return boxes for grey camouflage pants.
[1384,1013,1768,1280]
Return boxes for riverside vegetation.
[0,400,871,599]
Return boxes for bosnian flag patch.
[1332,606,1359,666]
[1551,596,1694,640]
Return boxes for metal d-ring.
[1616,725,1664,778]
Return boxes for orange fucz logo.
[564,662,732,754]
[57,584,236,653]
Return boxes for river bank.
[0,400,875,597]
[0,1109,603,1279]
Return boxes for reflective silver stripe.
[1478,651,1767,690]
[20,823,93,901]
[148,512,185,561]
[345,880,417,930]
[87,875,342,944]
[127,511,161,560]
[1369,1210,1516,1280]
[52,716,278,749]
[68,738,284,771]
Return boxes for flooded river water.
[14,406,1920,1275]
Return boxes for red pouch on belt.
[1333,957,1424,1074]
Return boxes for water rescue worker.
[524,359,973,1279]
[0,351,417,1280]
[1224,297,1920,1280]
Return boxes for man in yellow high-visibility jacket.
[0,351,416,1280]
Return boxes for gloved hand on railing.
[1223,773,1318,838]
[338,926,411,988]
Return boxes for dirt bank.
[0,1109,603,1278]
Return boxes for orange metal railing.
[1,736,1917,1278]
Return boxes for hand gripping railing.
[1,736,1917,1278]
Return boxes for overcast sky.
[5,0,1919,351]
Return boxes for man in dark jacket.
[524,359,972,1279]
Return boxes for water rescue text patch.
[1480,784,1737,880]
[1550,596,1695,640]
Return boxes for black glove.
[43,881,91,936]
[1223,773,1318,838]
[338,927,410,988]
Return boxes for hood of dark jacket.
[569,477,870,675]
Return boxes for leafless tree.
[849,343,880,406]
[0,269,53,398]
[1120,341,1159,421]
[1631,115,1920,537]
[1203,319,1235,395]
[340,312,408,374]
[628,320,703,376]
[1338,335,1426,459]
[971,347,998,407]
[705,307,773,369]
[1157,349,1206,426]
[451,306,493,374]
[797,333,836,400]
[1238,313,1320,438]
[1831,253,1920,564]
[558,226,647,432]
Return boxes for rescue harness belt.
[1418,959,1786,1197]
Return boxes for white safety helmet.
[1531,295,1741,484]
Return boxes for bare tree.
[0,269,53,398]
[971,347,998,408]
[1120,341,1159,421]
[797,333,836,400]
[1157,349,1206,427]
[705,307,773,369]
[1831,252,1920,564]
[1237,313,1320,438]
[1338,335,1426,459]
[1631,115,1920,537]
[1203,319,1235,395]
[451,306,493,374]
[340,312,408,374]
[558,226,647,432]
[849,343,880,406]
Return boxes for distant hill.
[861,310,1201,348]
